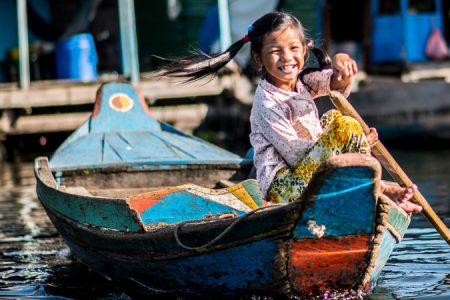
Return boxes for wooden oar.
[329,90,450,245]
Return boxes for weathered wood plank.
[3,104,208,135]
[0,76,232,109]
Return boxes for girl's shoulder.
[300,69,333,83]
[257,79,296,98]
[257,79,279,94]
[299,69,334,97]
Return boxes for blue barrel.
[55,33,98,81]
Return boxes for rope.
[174,204,283,251]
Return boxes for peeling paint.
[306,219,326,238]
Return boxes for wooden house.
[2,0,449,158]
[0,0,323,158]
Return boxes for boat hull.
[35,154,410,297]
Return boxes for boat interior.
[55,163,255,198]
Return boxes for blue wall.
[371,0,444,63]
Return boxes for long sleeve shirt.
[249,69,352,197]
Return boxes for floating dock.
[0,74,240,136]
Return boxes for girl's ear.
[252,51,262,66]
[302,43,307,56]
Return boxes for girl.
[157,12,421,214]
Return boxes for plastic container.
[55,33,98,81]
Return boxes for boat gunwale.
[50,160,253,174]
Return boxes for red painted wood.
[289,235,371,294]
[127,189,176,213]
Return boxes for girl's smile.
[252,28,306,91]
[280,64,297,72]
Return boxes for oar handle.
[329,91,450,245]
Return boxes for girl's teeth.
[281,65,295,70]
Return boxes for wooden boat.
[34,82,410,297]
[48,82,252,189]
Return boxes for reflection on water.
[0,150,449,299]
[374,228,450,299]
[0,163,126,299]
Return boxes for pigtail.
[155,38,248,83]
[299,40,332,92]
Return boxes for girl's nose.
[281,50,293,61]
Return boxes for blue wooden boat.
[48,82,252,190]
[34,82,410,297]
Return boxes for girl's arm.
[330,55,380,150]
[330,53,358,91]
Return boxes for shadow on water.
[0,146,448,299]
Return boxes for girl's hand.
[332,53,358,80]
[366,127,378,148]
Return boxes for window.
[409,0,435,13]
[378,0,400,15]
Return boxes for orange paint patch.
[109,93,134,112]
[289,235,371,295]
[127,188,177,214]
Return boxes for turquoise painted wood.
[49,82,251,171]
[140,191,247,225]
[35,177,144,233]
[89,83,159,132]
[370,229,397,287]
[294,167,376,238]
[386,205,410,235]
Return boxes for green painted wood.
[387,205,410,237]
[371,228,397,287]
[35,158,144,232]
[37,184,143,232]
[242,180,263,207]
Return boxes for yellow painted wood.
[227,183,259,210]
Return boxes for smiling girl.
[157,12,421,213]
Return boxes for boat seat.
[63,186,93,196]
[127,179,265,225]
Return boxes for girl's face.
[253,27,306,91]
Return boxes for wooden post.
[118,0,140,84]
[17,0,30,89]
[218,0,232,52]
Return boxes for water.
[0,150,449,299]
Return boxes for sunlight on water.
[372,228,450,300]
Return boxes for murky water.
[0,150,449,299]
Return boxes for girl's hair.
[156,12,331,87]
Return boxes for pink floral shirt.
[249,70,352,197]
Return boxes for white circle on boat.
[108,93,134,112]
